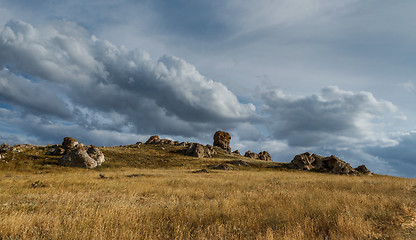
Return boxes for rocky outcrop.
[59,138,105,169]
[258,151,272,161]
[0,143,28,159]
[244,151,259,159]
[290,152,316,170]
[315,155,355,175]
[0,143,10,160]
[290,152,370,175]
[145,135,160,144]
[62,137,79,150]
[48,145,65,156]
[0,143,12,153]
[232,150,241,156]
[185,143,216,158]
[48,137,78,156]
[355,165,371,175]
[244,150,273,161]
[145,136,180,146]
[213,131,231,153]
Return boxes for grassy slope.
[0,144,415,239]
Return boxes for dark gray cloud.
[0,69,71,119]
[365,131,416,178]
[0,20,255,140]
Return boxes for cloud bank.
[261,86,398,149]
[0,20,255,143]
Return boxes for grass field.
[0,144,415,239]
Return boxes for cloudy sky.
[0,0,415,178]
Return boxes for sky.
[0,0,415,178]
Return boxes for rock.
[0,143,12,153]
[48,145,65,156]
[244,151,259,159]
[225,160,249,166]
[355,165,371,175]
[60,143,105,169]
[177,142,187,147]
[290,153,360,175]
[145,136,177,145]
[185,143,216,158]
[159,139,175,145]
[258,151,272,161]
[232,150,241,155]
[62,137,79,150]
[145,135,160,144]
[87,146,105,166]
[16,144,35,149]
[315,155,355,174]
[210,164,233,170]
[213,131,231,153]
[290,152,315,170]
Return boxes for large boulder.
[213,131,231,153]
[314,155,355,174]
[258,151,272,161]
[290,152,315,170]
[59,137,105,169]
[244,151,259,159]
[145,135,160,144]
[185,143,216,158]
[355,165,371,175]
[62,137,79,150]
[60,145,105,169]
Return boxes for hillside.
[0,139,415,239]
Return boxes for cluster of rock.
[244,151,272,161]
[185,143,217,158]
[290,152,371,175]
[145,135,185,146]
[0,143,12,160]
[1,143,34,160]
[143,131,273,161]
[56,137,105,169]
[144,135,216,158]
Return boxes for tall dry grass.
[1,168,415,239]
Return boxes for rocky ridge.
[290,152,371,175]
[1,131,371,174]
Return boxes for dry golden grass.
[0,145,415,239]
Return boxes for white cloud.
[0,20,256,139]
[261,86,398,149]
